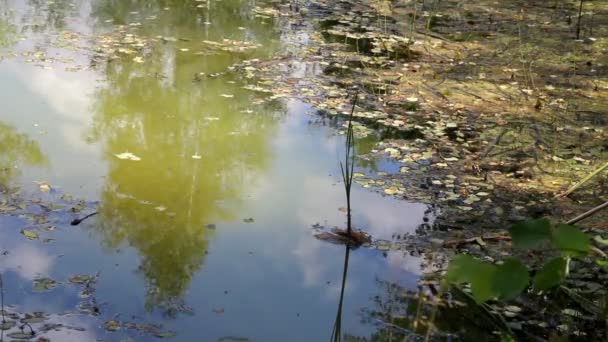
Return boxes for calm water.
[0,1,428,340]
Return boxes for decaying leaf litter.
[1,0,608,340]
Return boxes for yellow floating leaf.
[22,230,39,240]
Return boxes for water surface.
[0,1,428,340]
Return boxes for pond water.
[0,1,429,340]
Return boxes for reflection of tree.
[92,0,282,44]
[354,135,380,171]
[0,1,17,48]
[24,0,78,32]
[0,122,46,188]
[89,0,284,314]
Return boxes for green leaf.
[493,259,529,300]
[510,218,551,249]
[534,257,568,291]
[445,254,480,284]
[551,224,590,254]
[445,254,497,303]
[469,264,497,303]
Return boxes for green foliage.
[510,220,590,257]
[551,224,590,255]
[493,259,530,300]
[510,218,550,249]
[533,257,568,291]
[445,255,528,303]
[446,255,495,303]
[446,218,602,304]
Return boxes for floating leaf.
[534,257,568,291]
[510,218,551,249]
[21,229,39,240]
[551,224,590,255]
[0,321,16,330]
[104,320,121,332]
[384,186,400,195]
[0,205,18,212]
[8,332,34,339]
[69,274,94,284]
[154,331,177,338]
[33,277,57,292]
[21,312,47,323]
[115,152,141,161]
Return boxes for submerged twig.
[481,128,509,159]
[557,161,608,199]
[567,200,608,226]
[71,211,98,226]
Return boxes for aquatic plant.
[340,92,358,236]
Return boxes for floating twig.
[71,212,98,226]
